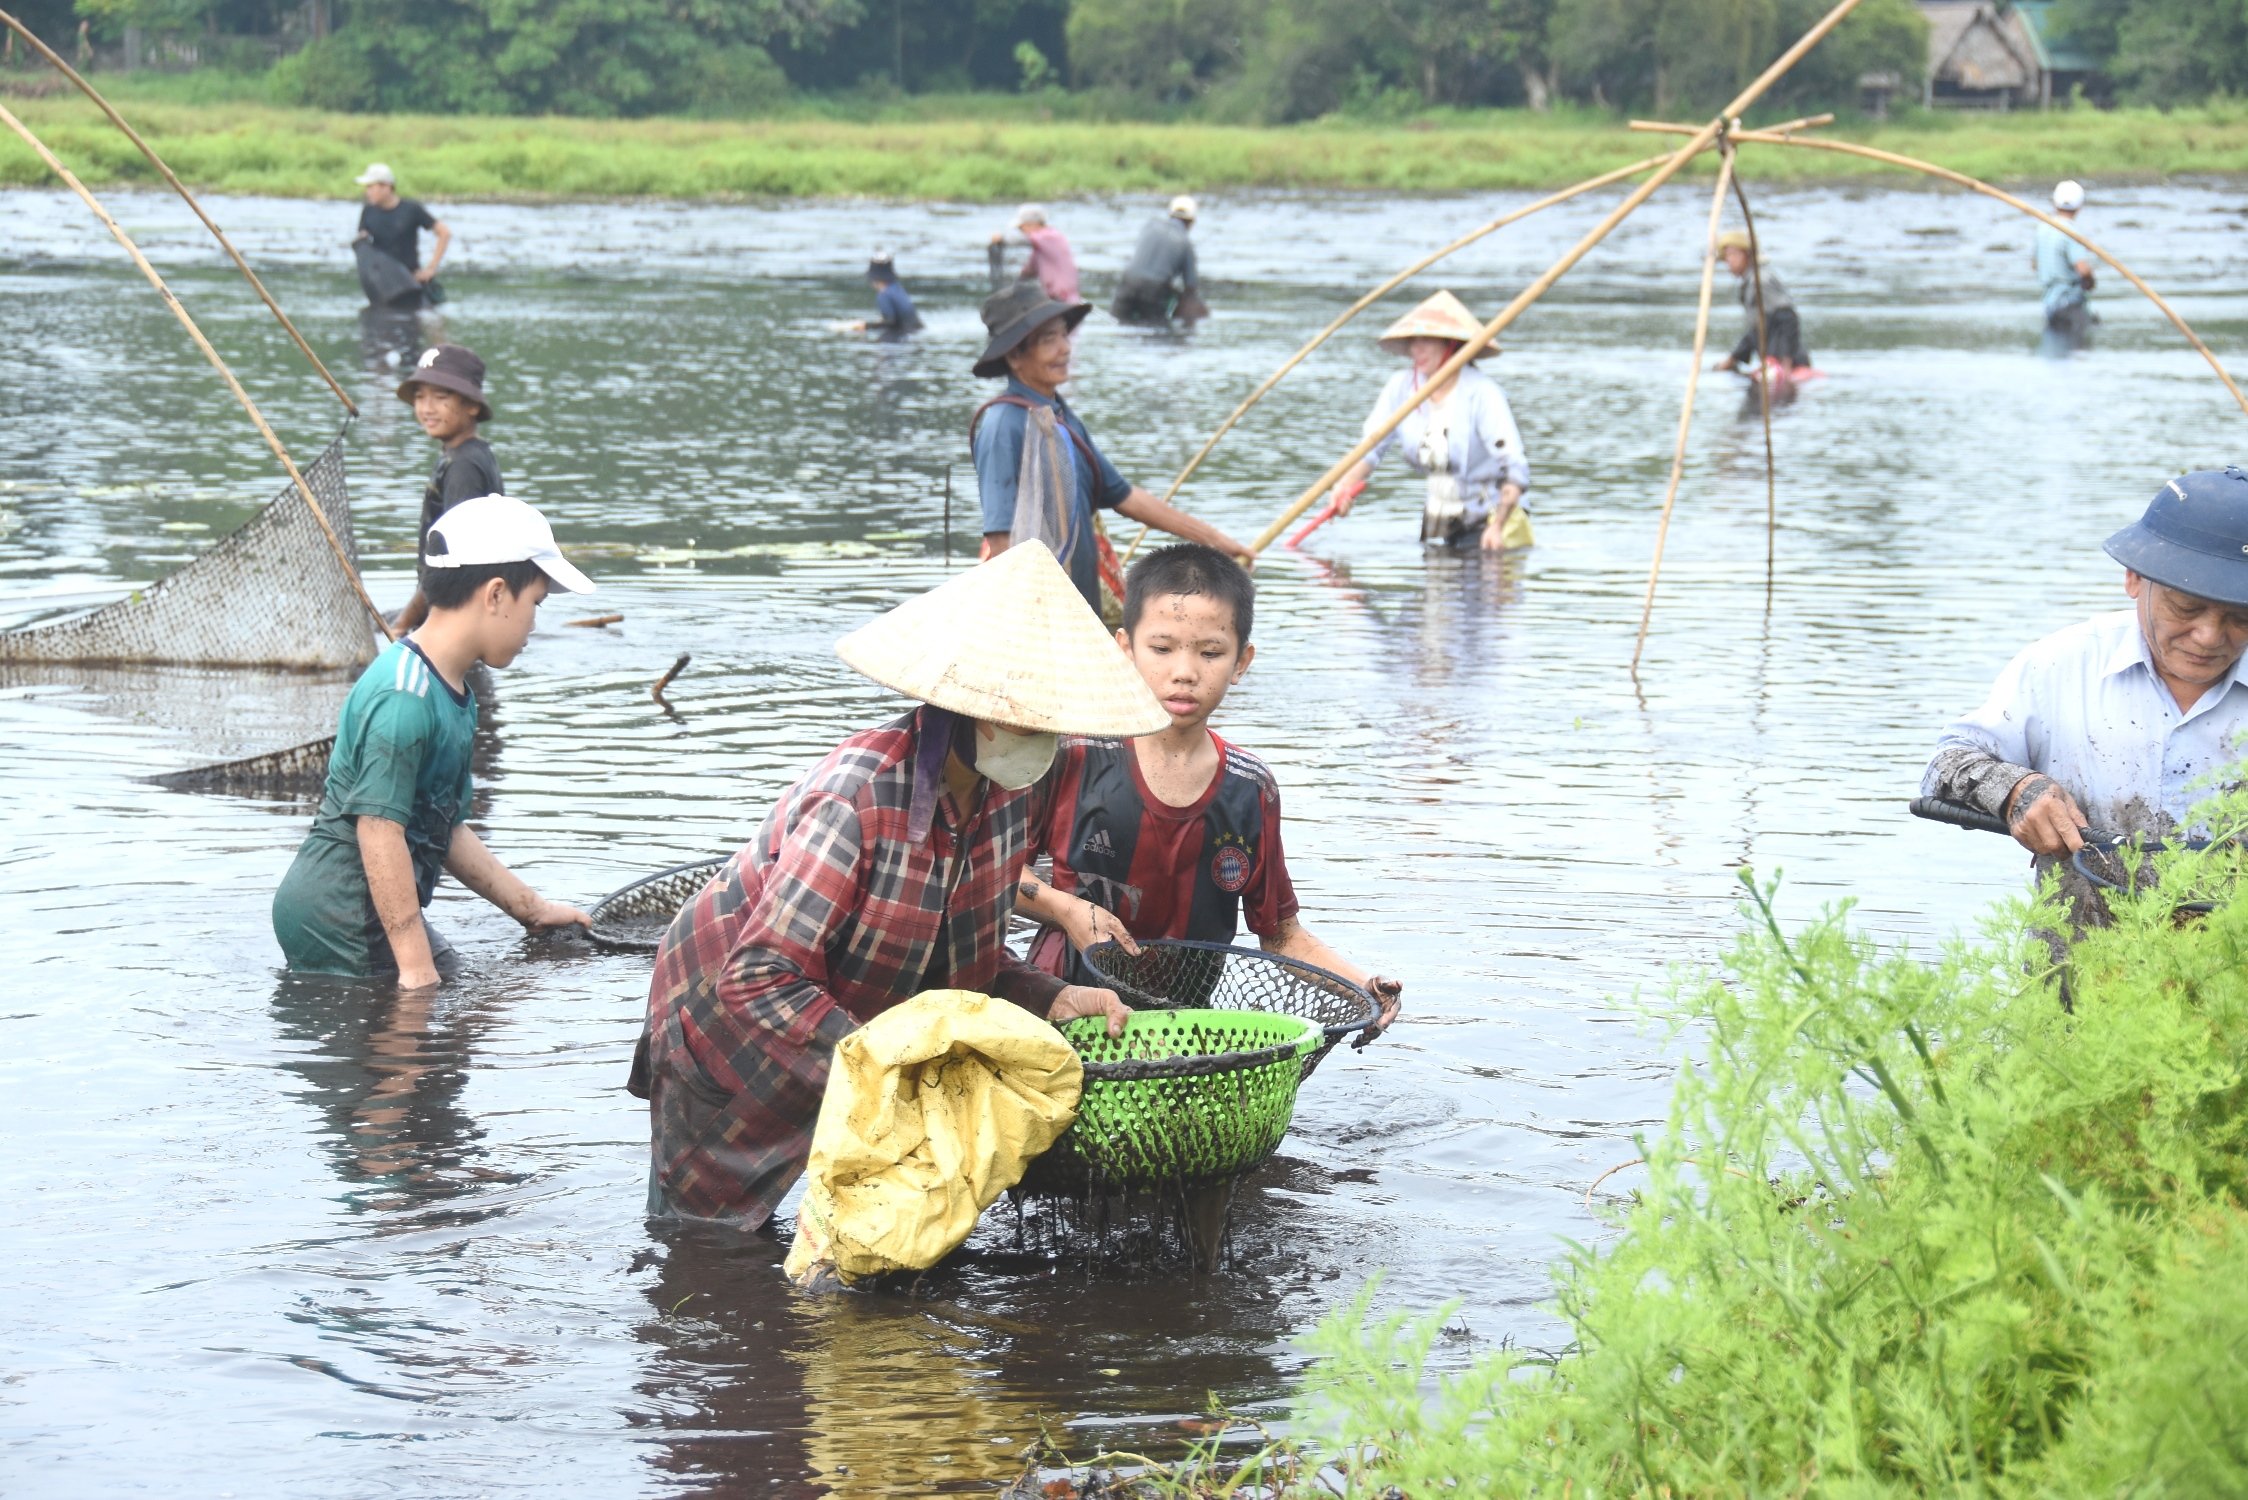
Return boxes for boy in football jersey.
[1018,543,1402,1033]
[272,496,595,986]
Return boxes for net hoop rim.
[1080,936,1379,1040]
[587,853,729,951]
[1066,1009,1322,1083]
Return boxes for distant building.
[1917,1,2103,109]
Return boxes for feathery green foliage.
[1297,786,2248,1494]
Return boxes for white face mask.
[972,721,1058,789]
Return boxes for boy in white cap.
[272,497,595,985]
[353,162,451,306]
[2036,180,2095,346]
[629,543,1147,1230]
[1112,194,1203,327]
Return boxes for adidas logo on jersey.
[1081,827,1115,859]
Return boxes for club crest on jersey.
[1211,838,1253,893]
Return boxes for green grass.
[5,87,2248,201]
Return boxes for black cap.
[972,282,1090,379]
[2104,467,2248,606]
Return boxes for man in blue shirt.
[2035,180,2094,349]
[848,250,922,340]
[969,282,1250,612]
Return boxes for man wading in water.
[969,281,1252,614]
[352,163,451,310]
[628,545,1163,1231]
[1923,468,2248,928]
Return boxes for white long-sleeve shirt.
[1926,608,2248,838]
[1361,364,1531,521]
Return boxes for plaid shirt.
[635,707,1056,1226]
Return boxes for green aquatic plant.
[1297,786,2248,1495]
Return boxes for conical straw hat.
[1377,289,1495,358]
[836,543,1169,736]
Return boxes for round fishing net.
[1023,1008,1318,1194]
[1081,938,1376,1078]
[588,856,728,951]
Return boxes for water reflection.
[270,971,518,1216]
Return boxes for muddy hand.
[1353,976,1403,1048]
[2005,773,2090,856]
[1049,984,1131,1038]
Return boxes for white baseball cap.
[1013,202,1046,228]
[1169,194,1198,221]
[424,495,595,594]
[356,162,396,187]
[2052,179,2085,212]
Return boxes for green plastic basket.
[1025,1008,1321,1193]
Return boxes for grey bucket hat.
[2104,467,2248,607]
[973,281,1090,379]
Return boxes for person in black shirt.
[353,162,450,308]
[393,345,503,631]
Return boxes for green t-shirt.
[272,640,478,976]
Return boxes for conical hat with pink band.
[1377,289,1496,358]
[836,542,1169,736]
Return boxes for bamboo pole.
[1116,150,1684,565]
[1630,150,1736,675]
[1630,121,2248,419]
[0,99,392,640]
[1120,116,1840,563]
[1246,0,1870,556]
[0,7,357,417]
[1726,159,1779,591]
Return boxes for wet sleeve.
[713,792,865,1044]
[334,692,430,826]
[1923,647,2041,818]
[1478,386,1531,493]
[1244,779,1300,938]
[414,201,437,231]
[975,407,1022,534]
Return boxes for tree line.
[2,0,2233,120]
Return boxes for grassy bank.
[4,90,2248,201]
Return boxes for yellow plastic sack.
[783,990,1082,1285]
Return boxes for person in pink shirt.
[989,203,1079,304]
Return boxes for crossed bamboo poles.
[1142,0,2244,671]
[0,6,390,641]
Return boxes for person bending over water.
[1332,290,1533,553]
[1711,229,1813,378]
[627,545,1155,1231]
[272,498,595,986]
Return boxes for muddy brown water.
[4,181,2245,1494]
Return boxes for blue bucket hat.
[2104,468,2248,607]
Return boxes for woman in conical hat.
[629,544,1165,1231]
[1330,289,1534,553]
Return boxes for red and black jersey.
[1037,732,1298,978]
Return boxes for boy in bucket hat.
[274,496,597,984]
[1924,467,2248,873]
[394,345,503,631]
[628,543,1155,1231]
[969,281,1252,613]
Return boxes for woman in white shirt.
[1333,289,1533,551]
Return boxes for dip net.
[588,856,729,951]
[148,735,335,797]
[0,430,375,671]
[1081,938,1376,1078]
